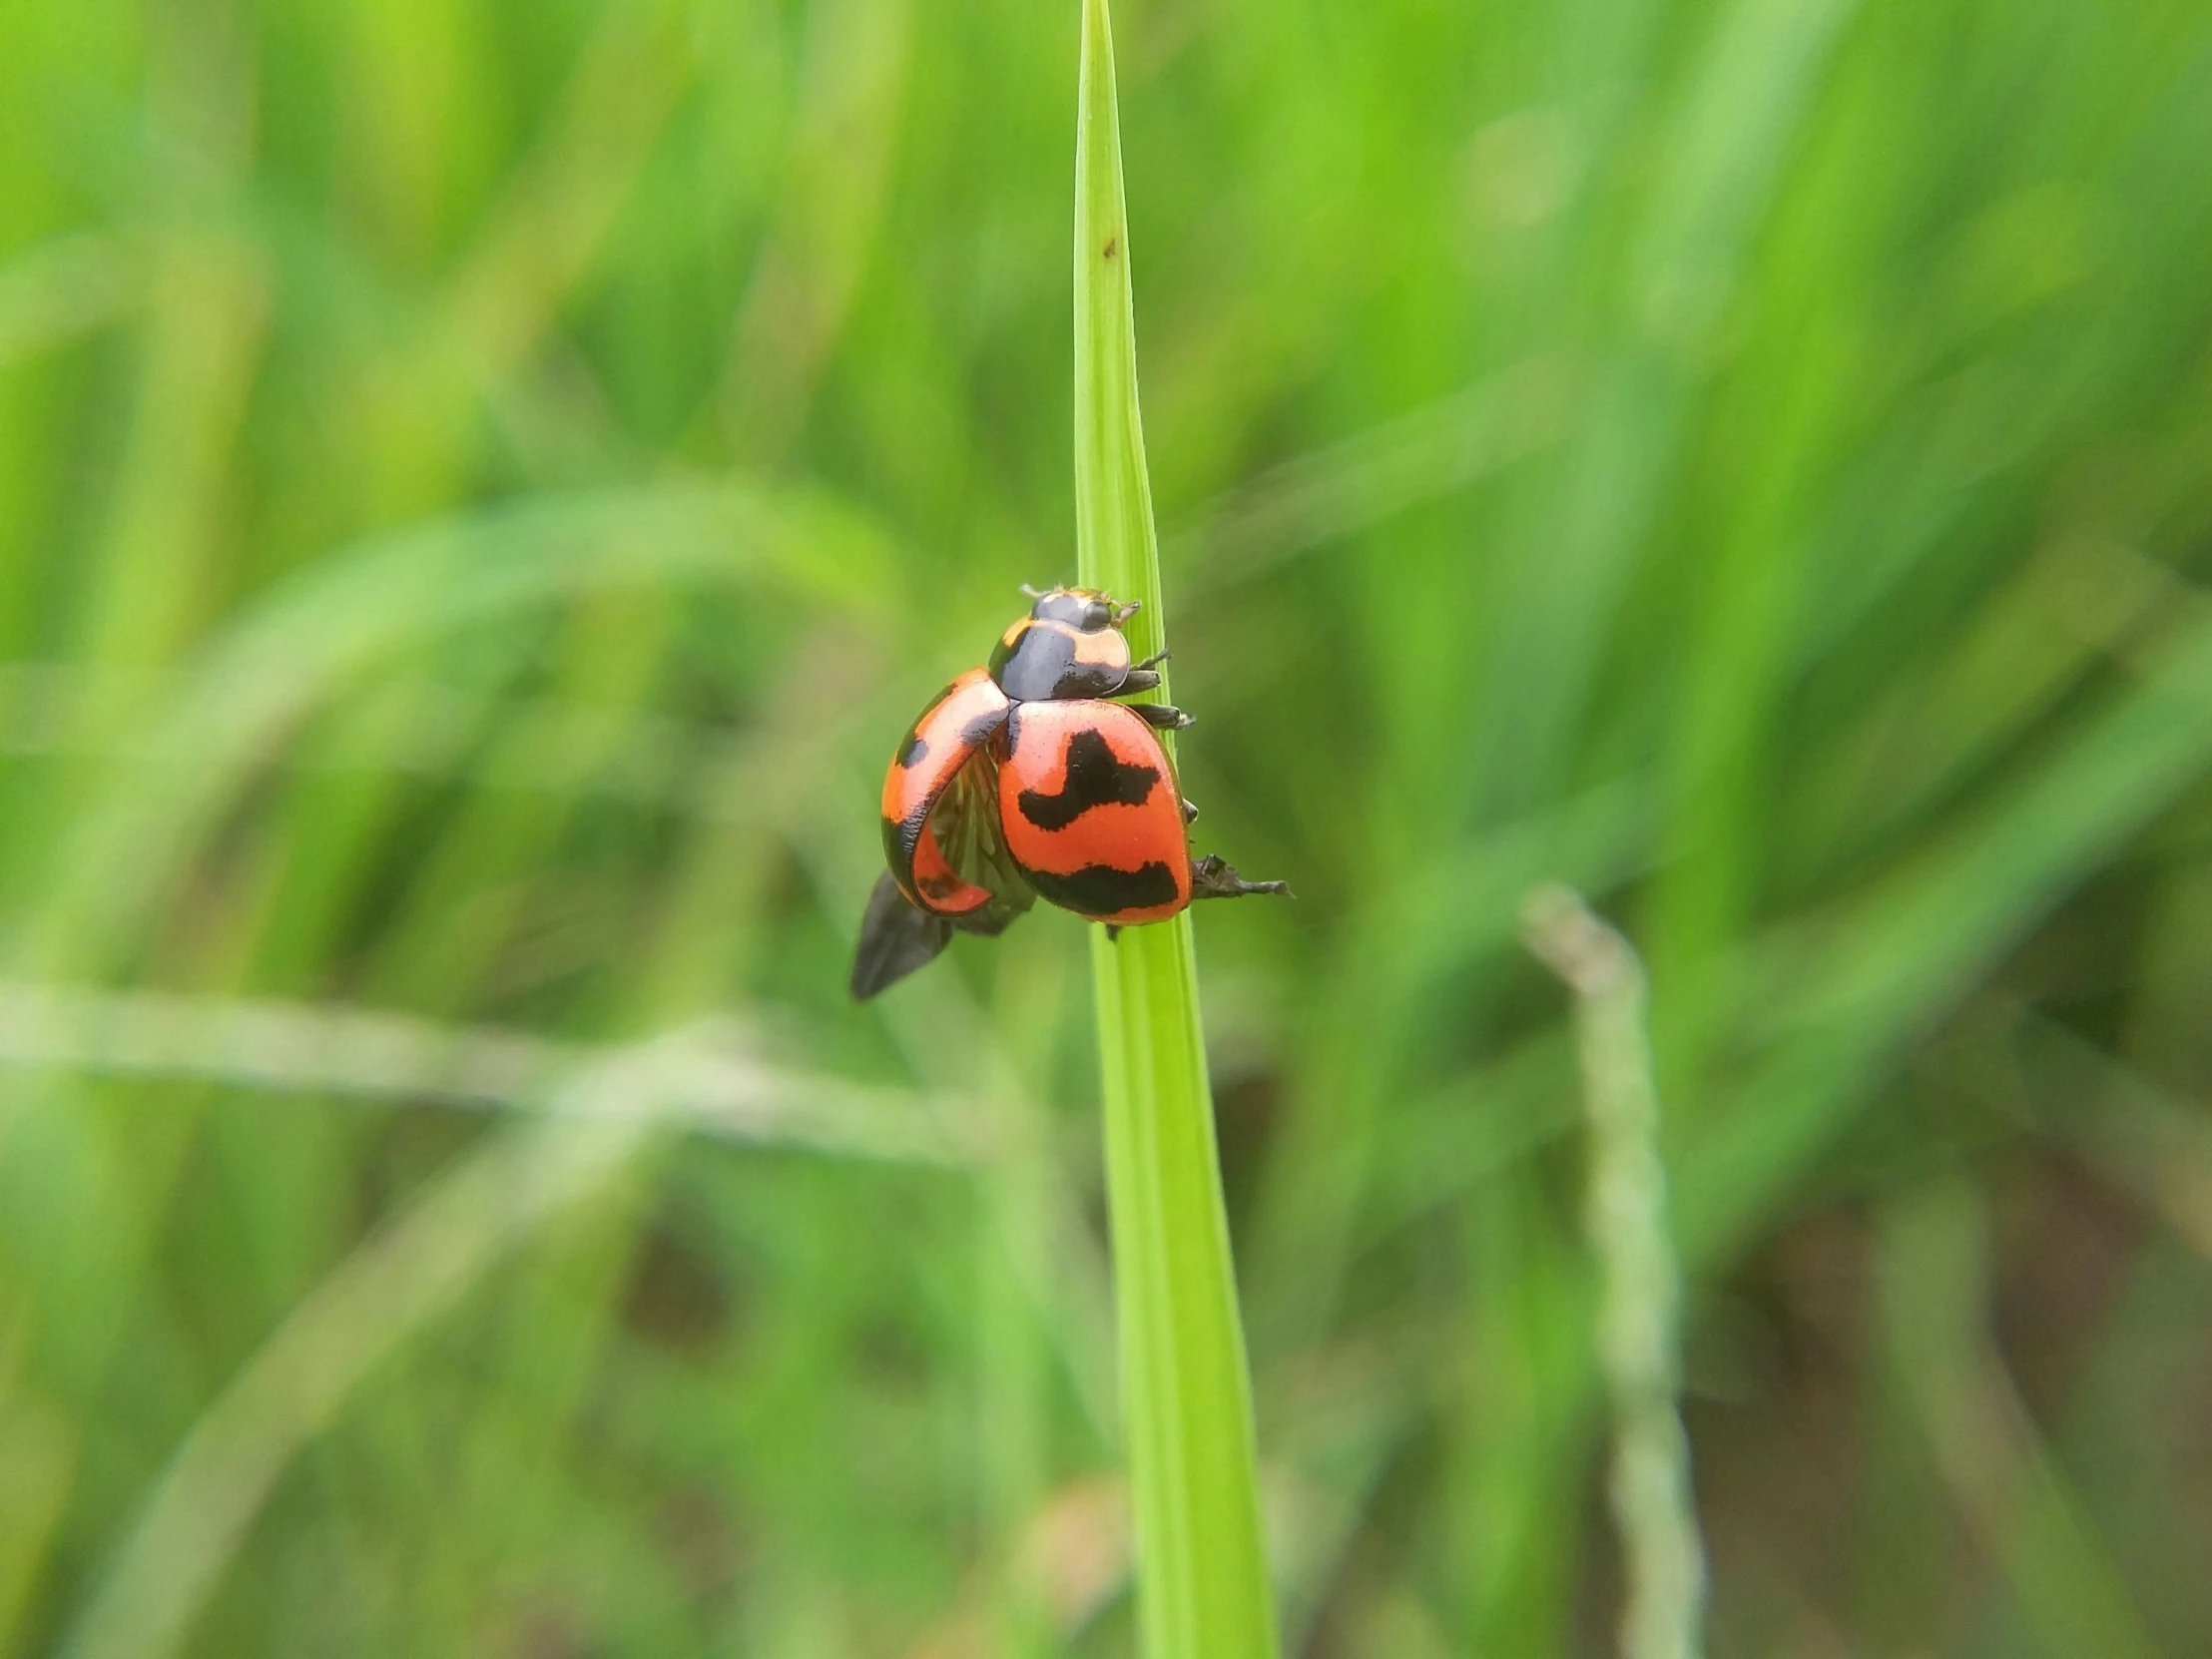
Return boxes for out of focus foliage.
[2,0,2210,1655]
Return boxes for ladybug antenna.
[1112,599,1142,624]
[1018,583,1043,599]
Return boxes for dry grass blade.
[1524,885,1707,1659]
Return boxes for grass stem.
[1073,4,1280,1655]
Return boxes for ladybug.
[849,584,1288,998]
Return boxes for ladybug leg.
[1114,650,1170,696]
[1181,797,1199,824]
[1129,702,1194,731]
[1189,852,1291,902]
[1106,650,1176,694]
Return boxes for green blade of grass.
[1072,4,1280,1658]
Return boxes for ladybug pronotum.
[849,584,1288,998]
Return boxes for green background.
[3,0,2210,1654]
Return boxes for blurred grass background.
[2,0,2211,1654]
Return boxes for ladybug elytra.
[849,584,1288,998]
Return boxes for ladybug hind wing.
[849,871,954,999]
[934,750,1036,936]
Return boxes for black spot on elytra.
[896,728,929,768]
[1023,860,1178,919]
[1018,728,1158,830]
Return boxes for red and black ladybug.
[849,584,1288,998]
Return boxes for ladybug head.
[1022,585,1140,633]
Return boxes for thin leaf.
[1072,3,1280,1656]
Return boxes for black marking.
[992,622,1077,701]
[995,602,1133,700]
[958,705,1010,747]
[1022,860,1180,918]
[1030,590,1104,627]
[915,867,967,902]
[901,675,1008,768]
[1017,728,1159,830]
[1049,658,1133,700]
